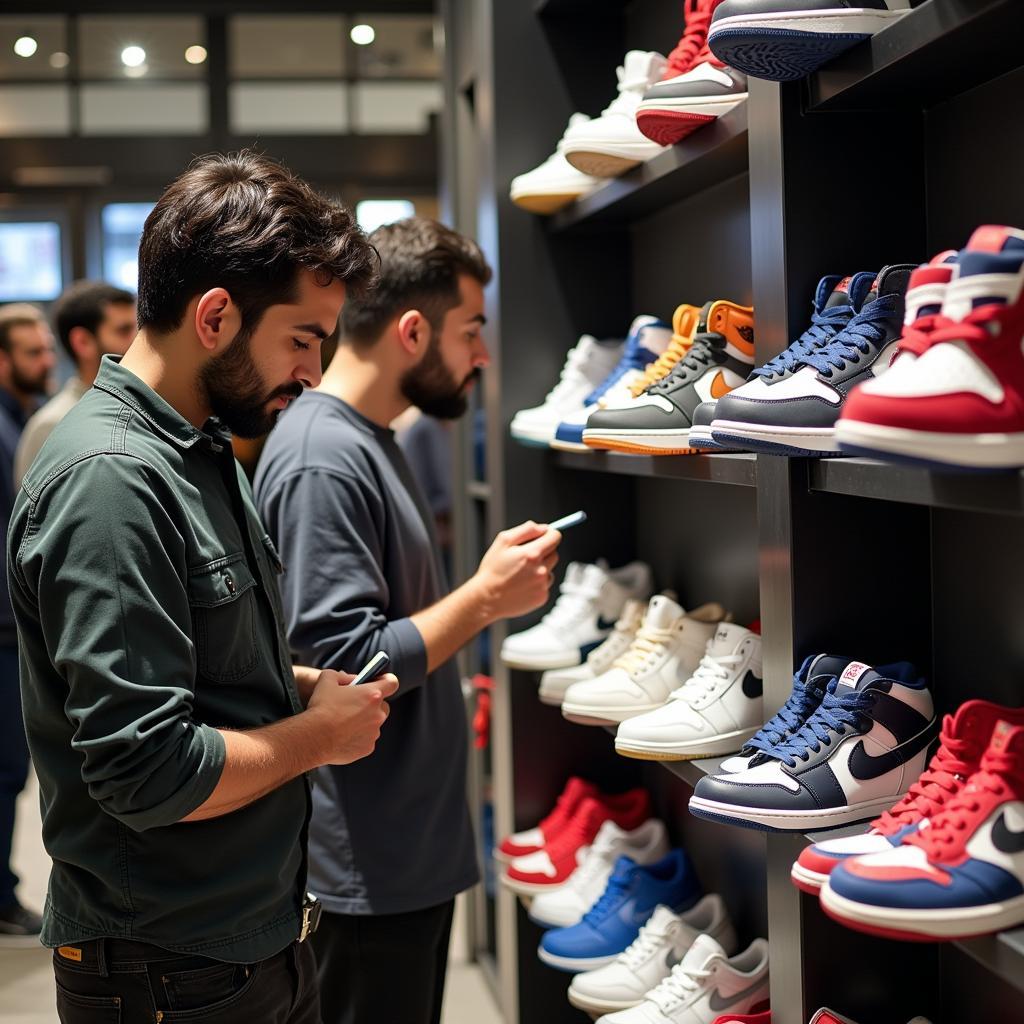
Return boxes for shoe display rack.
[440,1,1024,1022]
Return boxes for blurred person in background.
[15,281,136,486]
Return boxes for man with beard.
[15,281,136,486]
[0,303,55,945]
[254,217,563,1024]
[8,152,399,1024]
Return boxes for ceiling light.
[120,45,146,68]
[184,44,207,65]
[14,36,38,58]
[49,51,69,69]
[350,24,375,46]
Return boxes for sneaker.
[501,560,653,670]
[568,895,738,1016]
[834,226,1024,470]
[707,0,911,82]
[690,660,936,832]
[711,265,916,455]
[821,719,1024,941]
[537,850,703,972]
[615,622,763,762]
[529,818,670,928]
[599,934,770,1023]
[626,304,703,399]
[539,599,647,707]
[503,790,653,895]
[717,653,849,773]
[562,51,669,178]
[552,316,674,452]
[583,300,755,455]
[809,1010,933,1024]
[711,1015,772,1024]
[510,114,604,214]
[0,899,43,948]
[562,595,729,726]
[510,334,624,448]
[790,699,1024,893]
[496,775,598,861]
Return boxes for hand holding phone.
[351,651,391,686]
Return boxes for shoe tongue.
[707,621,749,656]
[610,854,637,882]
[805,654,856,687]
[580,562,610,591]
[988,719,1024,758]
[566,112,590,130]
[681,932,724,969]
[821,275,854,310]
[833,660,883,694]
[862,264,915,306]
[644,594,684,629]
[621,49,666,86]
[562,562,585,586]
[624,315,672,360]
[618,598,647,629]
[942,225,1024,319]
[592,818,627,851]
[645,905,680,933]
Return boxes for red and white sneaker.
[880,250,959,366]
[502,790,652,895]
[836,225,1024,470]
[495,776,597,862]
[809,1011,932,1024]
[711,1013,771,1024]
[790,699,1019,894]
[821,719,1024,942]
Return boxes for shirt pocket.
[187,553,261,682]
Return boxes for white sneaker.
[600,935,769,1024]
[561,595,728,725]
[562,50,668,178]
[528,818,670,929]
[510,334,624,449]
[567,896,737,1017]
[501,561,653,671]
[615,623,763,762]
[510,113,605,214]
[539,599,647,707]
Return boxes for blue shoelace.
[743,677,823,756]
[585,344,651,404]
[770,685,875,769]
[752,304,856,379]
[581,873,632,926]
[800,294,899,377]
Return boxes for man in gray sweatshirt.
[254,218,561,1024]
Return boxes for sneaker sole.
[636,95,747,146]
[510,191,588,215]
[615,727,761,761]
[711,419,841,455]
[820,883,1024,942]
[501,651,584,671]
[568,986,644,1015]
[549,437,592,453]
[836,419,1024,470]
[501,873,574,896]
[790,860,830,894]
[563,144,660,178]
[537,945,620,973]
[562,701,666,726]
[687,793,902,833]
[583,430,697,456]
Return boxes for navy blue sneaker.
[708,0,911,83]
[690,660,937,833]
[537,850,702,973]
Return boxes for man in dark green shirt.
[8,151,396,1024]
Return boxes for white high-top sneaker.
[561,595,728,725]
[510,113,605,215]
[510,334,624,449]
[501,561,653,671]
[615,623,763,761]
[562,50,669,178]
[567,896,737,1017]
[528,818,670,929]
[600,934,770,1024]
[539,599,647,707]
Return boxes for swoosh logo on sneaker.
[741,671,762,699]
[847,722,936,781]
[708,978,767,1012]
[710,371,731,399]
[992,811,1024,854]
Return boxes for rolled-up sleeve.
[11,455,226,831]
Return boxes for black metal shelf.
[549,104,748,232]
[957,926,1024,994]
[554,449,757,487]
[808,0,1023,111]
[808,457,1024,517]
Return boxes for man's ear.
[194,288,242,352]
[67,325,96,361]
[396,310,431,358]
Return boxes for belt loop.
[97,938,109,979]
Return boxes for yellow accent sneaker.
[628,303,700,397]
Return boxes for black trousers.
[51,936,321,1023]
[311,900,455,1024]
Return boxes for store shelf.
[660,755,727,787]
[808,457,1024,517]
[534,0,626,14]
[549,104,748,232]
[956,927,1024,994]
[808,0,1023,111]
[555,449,757,487]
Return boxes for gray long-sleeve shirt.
[254,391,478,915]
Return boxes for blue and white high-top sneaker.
[690,660,937,831]
[551,315,672,452]
[708,0,912,83]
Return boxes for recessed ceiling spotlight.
[121,45,146,68]
[184,44,207,65]
[14,36,38,58]
[350,24,375,46]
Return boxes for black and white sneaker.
[711,265,916,456]
[708,0,912,83]
[689,660,937,832]
[0,900,43,948]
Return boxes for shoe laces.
[620,915,679,970]
[926,303,1010,349]
[614,623,678,677]
[568,835,619,894]
[769,685,874,769]
[604,62,657,118]
[894,313,955,359]
[631,332,694,396]
[800,295,900,376]
[664,0,715,77]
[871,726,975,834]
[588,343,653,403]
[547,808,601,860]
[647,960,713,1012]
[543,579,602,631]
[591,620,638,667]
[752,304,855,379]
[543,343,600,405]
[648,333,723,393]
[581,872,631,925]
[672,652,743,703]
[743,677,823,757]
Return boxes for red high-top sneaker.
[495,776,597,862]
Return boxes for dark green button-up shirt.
[8,356,309,962]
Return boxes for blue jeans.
[0,644,28,907]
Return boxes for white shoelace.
[619,918,679,971]
[589,623,637,671]
[614,624,676,677]
[602,63,654,119]
[566,838,617,895]
[647,962,713,1013]
[543,580,603,631]
[670,653,743,703]
[542,344,595,406]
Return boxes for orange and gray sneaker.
[626,303,701,399]
[582,300,754,455]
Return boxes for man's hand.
[305,669,399,765]
[472,521,561,623]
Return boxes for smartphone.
[351,651,391,686]
[548,510,587,533]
